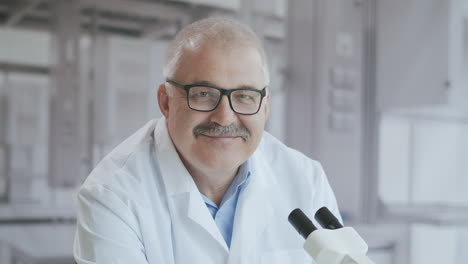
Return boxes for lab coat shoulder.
[256,131,342,222]
[74,120,169,263]
[79,120,160,202]
[83,120,157,185]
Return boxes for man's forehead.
[172,43,265,88]
[184,79,263,90]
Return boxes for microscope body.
[303,227,375,264]
[288,207,376,264]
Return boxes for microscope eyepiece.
[288,208,317,239]
[314,207,343,230]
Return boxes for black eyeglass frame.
[166,79,267,115]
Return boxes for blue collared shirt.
[200,160,251,248]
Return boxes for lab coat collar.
[154,117,197,195]
[153,118,276,256]
[153,118,228,251]
[227,149,276,262]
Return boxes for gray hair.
[163,17,270,86]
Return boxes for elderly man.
[74,17,341,263]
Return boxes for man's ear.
[157,83,170,118]
[263,93,271,119]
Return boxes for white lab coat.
[74,118,341,264]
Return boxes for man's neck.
[184,162,239,206]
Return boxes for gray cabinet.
[377,0,467,112]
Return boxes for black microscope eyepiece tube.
[314,206,343,230]
[288,208,317,239]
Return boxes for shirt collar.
[223,159,251,203]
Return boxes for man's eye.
[238,95,252,101]
[235,93,256,103]
[198,92,211,97]
[190,88,216,98]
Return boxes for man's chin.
[197,156,244,171]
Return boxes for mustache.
[193,122,251,141]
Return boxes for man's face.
[158,42,270,172]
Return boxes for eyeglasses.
[166,79,267,115]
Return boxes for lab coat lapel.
[154,118,228,253]
[228,151,275,263]
[187,191,229,252]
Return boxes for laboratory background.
[0,0,467,263]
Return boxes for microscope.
[288,207,375,264]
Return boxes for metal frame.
[361,0,380,224]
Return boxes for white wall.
[379,114,468,205]
[379,112,468,264]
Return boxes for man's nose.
[209,95,237,126]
